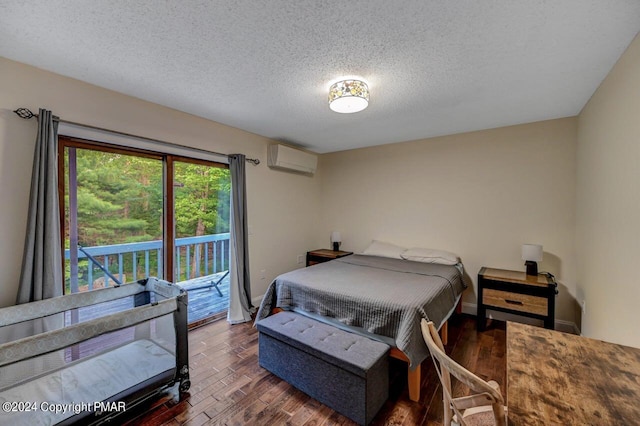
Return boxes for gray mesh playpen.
[0,277,189,425]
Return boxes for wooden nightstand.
[477,267,557,331]
[306,249,353,267]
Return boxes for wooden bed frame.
[390,320,448,402]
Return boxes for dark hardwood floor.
[120,314,506,426]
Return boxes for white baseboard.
[252,294,265,307]
[462,302,579,335]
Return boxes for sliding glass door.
[60,137,230,325]
[61,141,164,293]
[171,158,231,325]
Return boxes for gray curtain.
[227,154,253,324]
[16,109,63,303]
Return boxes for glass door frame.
[166,154,230,285]
[58,136,229,293]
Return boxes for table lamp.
[522,244,543,276]
[331,231,342,251]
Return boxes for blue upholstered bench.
[256,311,389,425]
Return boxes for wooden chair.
[420,319,507,426]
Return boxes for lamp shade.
[521,244,543,262]
[329,80,369,113]
[331,231,342,243]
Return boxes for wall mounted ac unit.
[267,144,318,175]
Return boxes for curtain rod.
[13,108,260,165]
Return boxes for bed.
[0,277,189,425]
[255,252,466,401]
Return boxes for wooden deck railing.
[64,233,230,292]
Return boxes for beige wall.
[5,32,640,341]
[320,118,578,326]
[576,34,640,347]
[0,57,323,308]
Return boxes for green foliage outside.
[64,148,230,292]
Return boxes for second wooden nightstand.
[306,249,353,267]
[477,267,557,331]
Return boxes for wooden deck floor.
[56,272,229,362]
[179,272,230,325]
[60,273,230,360]
[69,272,231,325]
[119,314,507,426]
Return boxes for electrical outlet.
[297,255,304,264]
[581,299,586,314]
[260,269,266,280]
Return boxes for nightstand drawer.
[482,289,548,316]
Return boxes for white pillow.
[401,247,459,265]
[361,240,407,259]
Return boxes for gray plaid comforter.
[255,254,466,368]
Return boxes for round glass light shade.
[329,80,369,113]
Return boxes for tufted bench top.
[256,311,389,377]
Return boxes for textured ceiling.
[1,1,639,153]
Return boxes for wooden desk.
[507,322,640,425]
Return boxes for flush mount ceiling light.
[328,79,369,113]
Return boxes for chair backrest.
[420,319,506,426]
